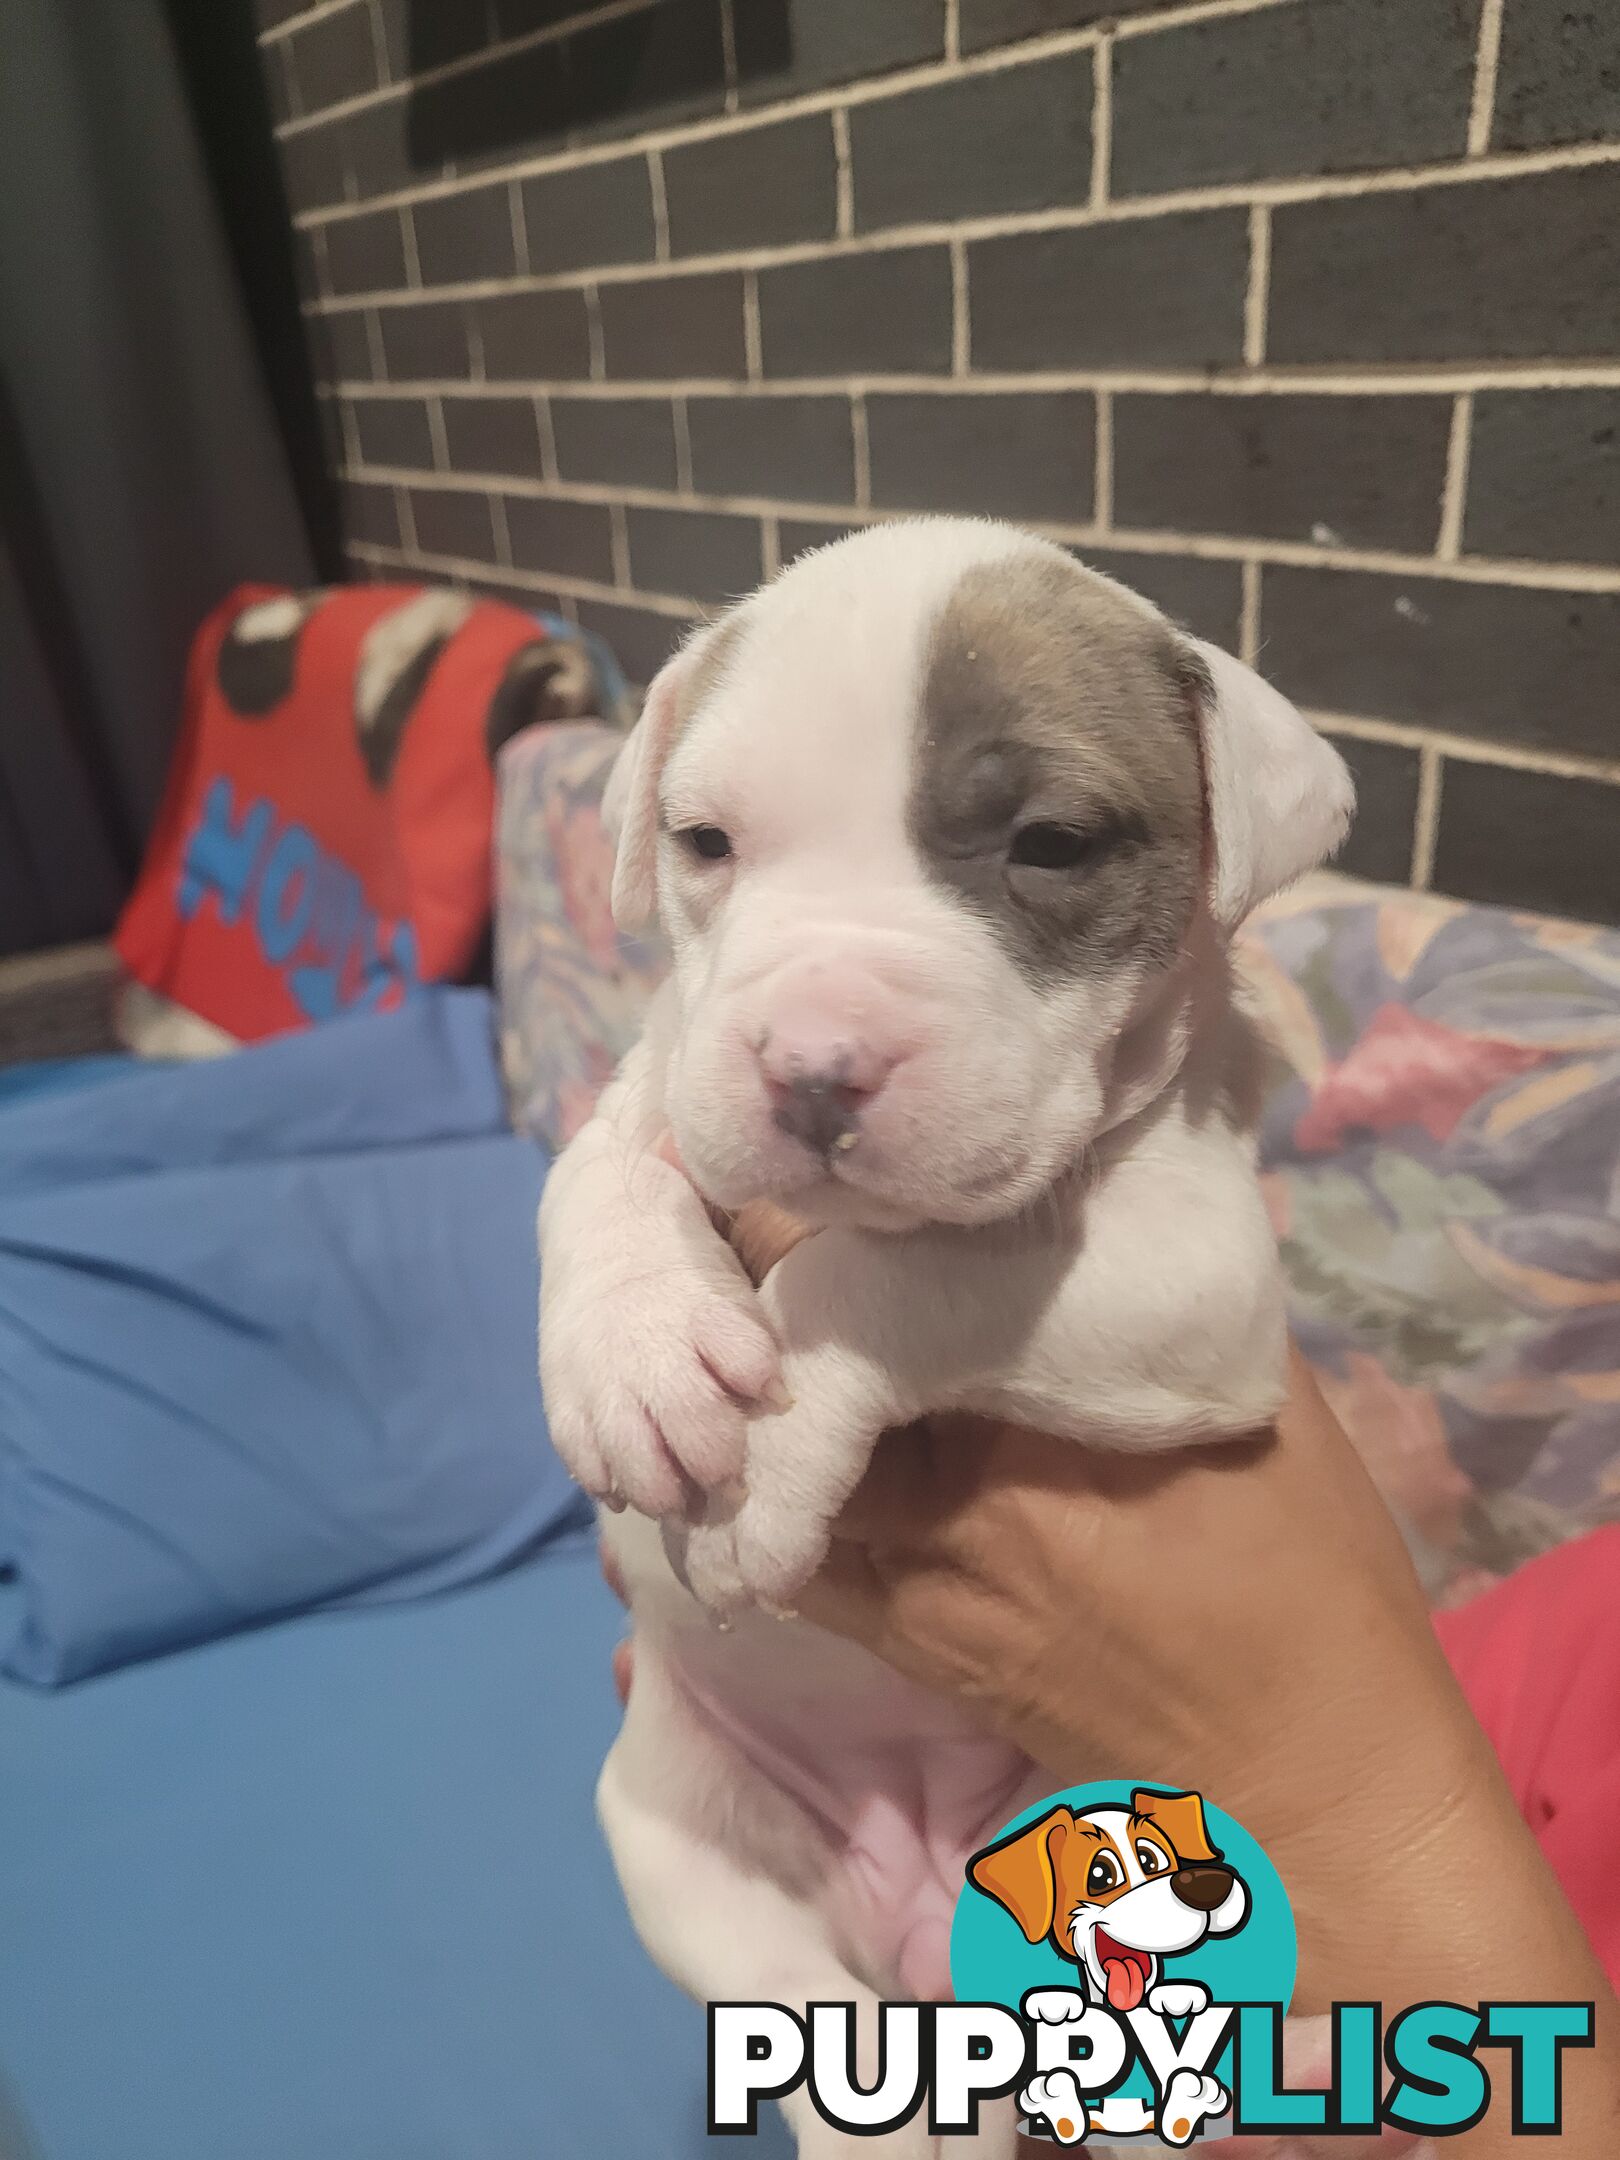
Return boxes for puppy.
[537,519,1352,2155]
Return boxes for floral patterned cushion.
[498,724,1620,1607]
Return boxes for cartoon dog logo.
[968,1788,1249,2145]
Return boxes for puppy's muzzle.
[1170,1865,1235,1913]
[768,1061,871,1159]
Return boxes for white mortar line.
[673,396,694,493]
[1410,743,1444,887]
[260,0,364,42]
[1437,392,1475,561]
[393,484,417,552]
[584,284,606,381]
[945,0,962,64]
[1093,389,1114,532]
[950,239,970,376]
[1090,35,1113,210]
[534,393,558,483]
[339,457,1620,594]
[426,394,449,471]
[760,513,781,580]
[648,148,671,261]
[363,307,385,378]
[323,359,1620,397]
[489,490,513,569]
[833,110,855,240]
[509,181,531,275]
[1243,204,1271,367]
[851,395,871,509]
[350,539,707,617]
[609,501,632,587]
[365,0,390,84]
[399,206,420,289]
[338,399,361,467]
[1240,560,1262,665]
[719,0,739,112]
[1312,710,1620,788]
[743,270,764,382]
[308,224,331,299]
[1468,0,1507,158]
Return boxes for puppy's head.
[969,1791,1250,2011]
[610,519,1351,1231]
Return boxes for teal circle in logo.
[950,1783,1296,2116]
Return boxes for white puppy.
[538,519,1352,2155]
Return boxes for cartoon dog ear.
[1130,1789,1220,1866]
[605,619,738,932]
[968,1808,1075,1945]
[1183,640,1355,934]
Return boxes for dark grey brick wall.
[262,0,1620,922]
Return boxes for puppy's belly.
[605,1509,1038,1998]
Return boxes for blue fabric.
[0,993,588,1683]
[0,1549,791,2160]
[0,1055,144,1107]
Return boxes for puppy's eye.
[677,824,732,863]
[1135,1842,1169,1876]
[1008,822,1094,872]
[1086,1853,1121,1898]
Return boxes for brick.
[1269,166,1620,365]
[519,157,657,276]
[598,272,749,380]
[1069,548,1244,649]
[1323,736,1421,884]
[379,303,470,382]
[1431,760,1620,923]
[323,207,408,296]
[1112,0,1476,198]
[970,213,1248,371]
[626,505,765,602]
[408,487,498,561]
[478,289,593,380]
[442,395,544,476]
[340,479,402,551]
[287,5,381,115]
[1493,0,1620,153]
[350,394,435,470]
[1262,567,1620,764]
[255,0,306,28]
[309,308,376,384]
[551,396,680,489]
[852,54,1093,233]
[1463,392,1620,565]
[736,0,945,105]
[412,185,517,288]
[574,599,694,686]
[504,496,618,586]
[867,392,1094,523]
[758,248,954,378]
[405,40,571,173]
[280,122,347,212]
[960,0,1175,52]
[664,115,840,258]
[338,96,418,199]
[566,0,729,141]
[1114,394,1453,552]
[778,515,869,567]
[405,0,495,67]
[688,395,855,503]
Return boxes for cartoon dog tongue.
[1104,1953,1146,2011]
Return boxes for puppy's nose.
[757,1031,892,1159]
[1170,1866,1235,1913]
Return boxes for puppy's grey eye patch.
[1007,821,1096,872]
[676,824,732,863]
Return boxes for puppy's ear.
[604,629,703,932]
[1184,640,1355,933]
[1131,1788,1219,1866]
[968,1808,1073,1945]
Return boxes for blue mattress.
[0,1546,791,2160]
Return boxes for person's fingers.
[727,1198,816,1285]
[599,1538,628,1607]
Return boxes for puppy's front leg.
[538,1011,784,1519]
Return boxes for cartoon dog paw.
[1158,2069,1228,2147]
[1021,1987,1089,2027]
[1147,1980,1211,2019]
[1019,2071,1090,2145]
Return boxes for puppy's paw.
[541,1250,783,1519]
[1019,2071,1090,2145]
[1158,2070,1227,2147]
[672,1514,749,1619]
[1146,1981,1210,2020]
[1021,1989,1090,2028]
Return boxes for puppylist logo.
[708,1782,1595,2144]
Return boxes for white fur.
[536,518,1353,2154]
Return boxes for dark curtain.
[0,0,321,959]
